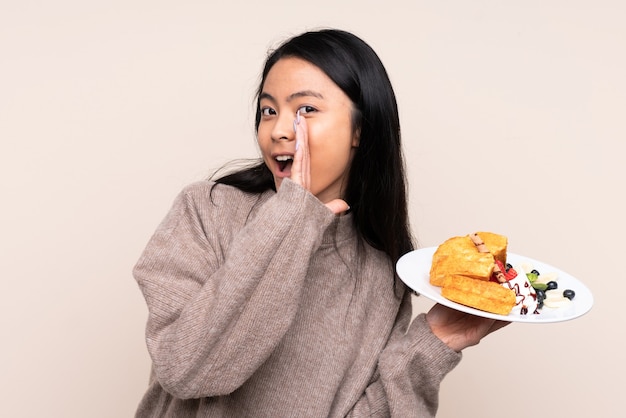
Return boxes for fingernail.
[293,110,301,133]
[295,140,300,151]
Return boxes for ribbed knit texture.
[134,178,461,417]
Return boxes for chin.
[273,177,284,191]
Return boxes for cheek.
[309,134,355,175]
[256,126,271,150]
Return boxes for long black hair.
[215,29,414,267]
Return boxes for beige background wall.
[1,1,623,417]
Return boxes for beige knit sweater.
[133,178,461,417]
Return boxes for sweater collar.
[321,212,355,246]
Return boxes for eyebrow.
[259,90,324,102]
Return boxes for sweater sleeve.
[346,291,462,418]
[133,179,335,399]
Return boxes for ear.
[351,127,361,148]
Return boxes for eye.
[261,107,276,116]
[297,105,316,115]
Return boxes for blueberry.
[531,269,540,275]
[535,289,546,302]
[563,289,576,300]
[506,263,513,271]
[546,281,558,291]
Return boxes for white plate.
[396,247,594,323]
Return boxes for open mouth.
[275,155,293,172]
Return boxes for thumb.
[325,199,350,215]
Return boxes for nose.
[271,112,296,142]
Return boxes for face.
[257,57,359,203]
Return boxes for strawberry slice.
[494,260,517,281]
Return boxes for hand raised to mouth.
[292,112,349,216]
[290,110,310,192]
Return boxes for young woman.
[133,29,507,417]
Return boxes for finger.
[292,112,306,188]
[298,114,310,190]
[488,319,511,334]
[292,146,302,187]
[325,199,350,215]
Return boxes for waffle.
[441,274,516,315]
